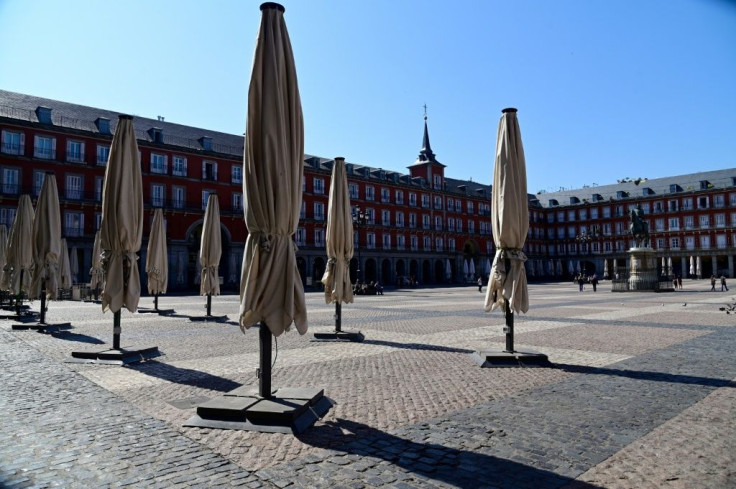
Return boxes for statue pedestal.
[628,247,658,291]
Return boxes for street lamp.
[575,225,600,274]
[352,205,368,282]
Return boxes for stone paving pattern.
[1,282,734,488]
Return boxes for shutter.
[18,133,24,155]
[164,155,168,174]
[202,161,206,179]
[183,157,188,175]
[51,137,56,159]
[80,141,85,161]
[214,163,218,181]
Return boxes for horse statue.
[629,205,650,248]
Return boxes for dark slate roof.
[537,169,736,208]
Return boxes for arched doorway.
[313,257,325,286]
[422,259,431,284]
[296,257,307,286]
[349,257,358,283]
[364,259,377,282]
[410,259,419,283]
[381,259,391,285]
[396,259,406,286]
[434,260,443,284]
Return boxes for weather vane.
[423,103,428,120]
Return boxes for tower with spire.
[409,107,446,189]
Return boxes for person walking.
[710,275,717,291]
[678,275,683,289]
[577,274,585,292]
[590,273,598,292]
[720,275,729,292]
[477,277,483,293]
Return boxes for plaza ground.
[1,281,734,488]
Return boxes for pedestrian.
[590,273,598,292]
[477,277,483,293]
[673,275,678,290]
[677,275,683,289]
[710,275,716,291]
[577,274,585,292]
[720,275,729,292]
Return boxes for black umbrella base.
[0,312,38,322]
[1,304,30,312]
[12,322,72,332]
[137,308,176,315]
[189,315,229,323]
[313,330,365,342]
[70,345,161,365]
[184,386,334,434]
[472,350,551,368]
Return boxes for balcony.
[34,146,56,159]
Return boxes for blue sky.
[1,0,734,194]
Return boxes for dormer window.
[700,180,712,190]
[199,136,213,151]
[149,127,163,144]
[591,193,602,202]
[95,117,111,135]
[642,187,654,195]
[616,190,628,198]
[36,106,52,124]
[669,184,682,193]
[570,196,580,204]
[548,199,558,207]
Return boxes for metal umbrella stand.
[186,2,332,434]
[474,108,550,368]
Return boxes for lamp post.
[352,205,368,283]
[575,225,600,274]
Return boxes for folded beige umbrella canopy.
[239,2,307,338]
[89,231,104,291]
[146,208,168,296]
[3,195,35,295]
[321,157,354,306]
[69,246,79,284]
[485,108,529,315]
[0,224,8,290]
[100,115,143,314]
[59,238,72,291]
[30,173,61,301]
[199,194,221,297]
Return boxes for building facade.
[1,89,734,292]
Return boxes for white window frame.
[172,186,185,209]
[173,155,187,176]
[66,140,85,163]
[313,177,325,195]
[34,135,55,159]
[64,211,84,237]
[66,174,83,200]
[231,165,242,184]
[232,192,243,211]
[1,130,24,155]
[151,184,165,207]
[314,202,325,221]
[97,144,110,166]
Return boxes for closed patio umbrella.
[4,195,35,302]
[603,259,609,279]
[485,258,492,276]
[146,207,168,310]
[478,108,547,367]
[177,253,186,285]
[445,259,452,281]
[696,256,702,278]
[59,238,72,291]
[199,194,221,317]
[469,259,476,278]
[556,259,562,276]
[567,260,574,275]
[89,231,104,299]
[30,173,61,302]
[463,260,469,280]
[69,246,79,285]
[0,224,7,303]
[667,256,673,276]
[689,256,695,277]
[317,157,360,341]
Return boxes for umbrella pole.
[206,293,212,316]
[113,310,121,350]
[258,322,272,399]
[40,281,47,325]
[154,293,159,311]
[335,302,342,333]
[16,269,24,316]
[504,299,515,353]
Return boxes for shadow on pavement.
[45,330,105,344]
[362,339,473,354]
[126,360,241,392]
[555,363,734,388]
[297,418,604,489]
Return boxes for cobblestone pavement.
[1,282,735,488]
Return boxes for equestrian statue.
[629,204,650,248]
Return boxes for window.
[449,238,455,252]
[699,215,710,228]
[602,223,612,235]
[653,201,663,213]
[173,156,187,176]
[682,197,693,210]
[640,202,650,214]
[467,201,474,214]
[656,238,666,250]
[295,228,306,246]
[366,208,375,224]
[151,184,165,207]
[423,236,431,251]
[95,177,103,202]
[300,201,305,219]
[202,190,215,210]
[421,194,429,208]
[434,196,442,210]
[410,235,418,251]
[730,194,736,207]
[435,237,443,251]
[602,206,611,218]
[202,160,218,181]
[433,174,442,189]
[314,202,325,220]
[698,196,709,209]
[231,165,242,184]
[397,235,405,250]
[232,192,243,211]
[66,140,85,162]
[457,220,462,232]
[97,144,110,166]
[685,236,695,250]
[732,213,736,227]
[0,207,16,227]
[655,218,665,231]
[670,237,680,250]
[365,186,374,201]
[94,213,102,230]
[173,186,185,209]
[684,216,694,229]
[366,232,375,249]
[314,229,325,247]
[150,153,167,174]
[668,199,679,212]
[409,213,417,228]
[33,171,45,196]
[382,234,391,249]
[714,213,725,227]
[313,178,324,195]
[395,190,404,204]
[302,176,306,192]
[717,234,727,249]
[557,211,565,222]
[700,235,711,249]
[668,217,680,230]
[448,219,455,231]
[447,198,454,212]
[1,130,24,155]
[64,211,84,237]
[66,175,82,200]
[409,192,417,206]
[579,209,587,221]
[34,135,55,159]
[349,183,359,199]
[567,210,576,222]
[382,210,390,226]
[568,225,576,238]
[381,187,390,202]
[422,215,430,229]
[434,215,442,230]
[396,212,404,227]
[468,220,475,234]
[714,194,725,208]
[604,241,612,252]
